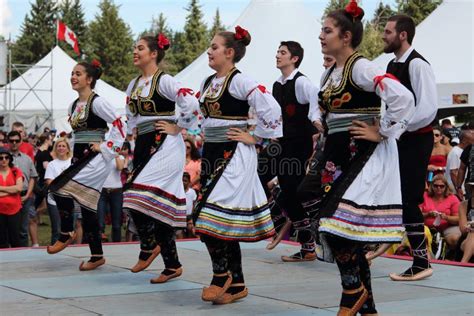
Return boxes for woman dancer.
[122,33,199,283]
[47,60,126,271]
[194,26,282,304]
[297,1,415,315]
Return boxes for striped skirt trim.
[319,199,404,243]
[123,184,186,227]
[195,202,275,242]
[55,179,100,212]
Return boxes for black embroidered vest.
[70,93,107,132]
[200,68,250,120]
[387,49,428,105]
[273,72,316,140]
[128,70,176,117]
[319,52,381,115]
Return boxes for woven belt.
[203,124,247,143]
[74,130,106,143]
[327,114,379,135]
[137,119,175,136]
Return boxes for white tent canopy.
[176,0,325,92]
[0,46,127,133]
[372,0,474,117]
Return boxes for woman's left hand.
[348,120,383,143]
[227,128,257,145]
[155,121,181,135]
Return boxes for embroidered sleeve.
[229,74,282,139]
[159,74,201,130]
[353,59,414,139]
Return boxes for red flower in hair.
[345,0,363,19]
[157,33,170,49]
[234,25,249,40]
[91,59,101,68]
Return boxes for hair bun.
[157,33,171,51]
[234,25,251,46]
[345,0,365,21]
[91,59,103,79]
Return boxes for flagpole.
[56,20,59,47]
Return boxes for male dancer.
[383,15,438,281]
[259,41,321,262]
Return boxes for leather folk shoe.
[213,286,248,305]
[281,250,316,262]
[130,245,161,273]
[79,257,106,271]
[150,267,183,284]
[201,273,233,302]
[47,231,76,254]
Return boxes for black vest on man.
[386,49,428,104]
[272,72,316,141]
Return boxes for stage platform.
[1,240,473,315]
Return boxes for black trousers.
[397,132,433,225]
[0,212,22,248]
[258,137,313,223]
[54,194,103,255]
[201,235,244,284]
[130,210,181,269]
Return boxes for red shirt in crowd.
[19,141,35,162]
[0,167,23,215]
[419,192,460,231]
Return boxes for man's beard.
[383,38,402,54]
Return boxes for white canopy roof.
[0,46,126,132]
[372,0,474,111]
[176,0,325,91]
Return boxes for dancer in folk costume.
[296,1,416,315]
[382,15,438,282]
[258,40,321,260]
[194,26,282,305]
[48,60,126,271]
[123,34,199,283]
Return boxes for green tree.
[173,0,208,71]
[209,8,226,39]
[140,13,179,75]
[85,0,135,89]
[396,0,442,25]
[358,22,384,60]
[323,0,346,18]
[58,0,87,58]
[12,0,57,65]
[372,2,396,31]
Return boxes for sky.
[2,0,397,40]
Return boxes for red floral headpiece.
[91,59,101,68]
[234,25,249,40]
[345,0,363,20]
[157,33,170,49]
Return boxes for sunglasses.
[0,155,10,161]
[433,134,441,137]
[433,184,446,189]
[8,139,21,143]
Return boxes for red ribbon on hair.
[91,59,101,68]
[234,25,249,40]
[345,0,363,19]
[373,73,399,91]
[112,118,125,138]
[157,33,170,49]
[177,88,194,97]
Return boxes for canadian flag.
[56,21,80,55]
